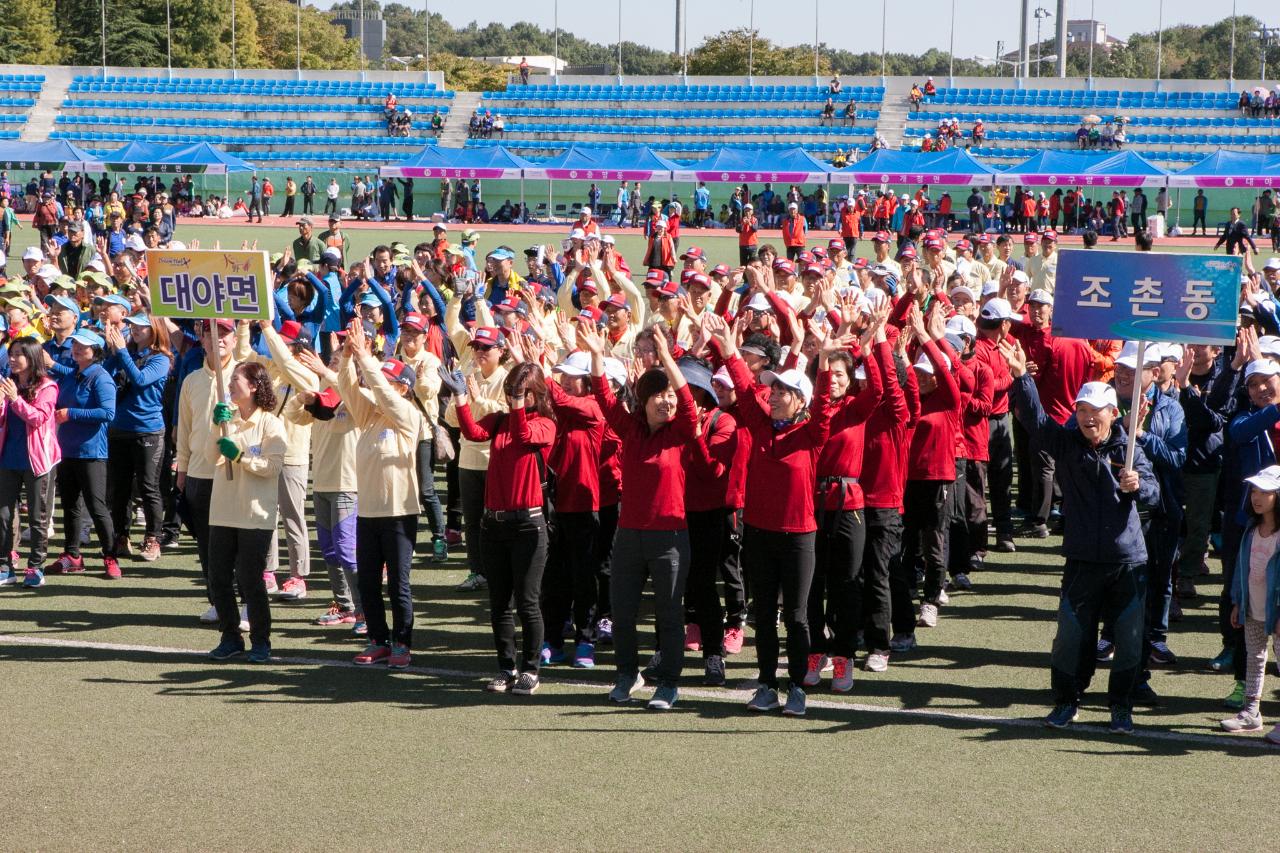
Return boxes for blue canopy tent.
[670,145,834,183]
[522,144,684,221]
[995,150,1169,187]
[0,140,102,171]
[101,141,188,173]
[1166,150,1280,188]
[380,145,539,214]
[158,142,256,175]
[839,148,996,186]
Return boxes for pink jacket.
[0,379,62,477]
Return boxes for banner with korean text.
[1051,249,1241,345]
[145,250,273,321]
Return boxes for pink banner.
[544,168,663,181]
[693,170,827,184]
[391,167,511,179]
[1015,174,1150,188]
[840,171,990,186]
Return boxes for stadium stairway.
[874,78,915,149]
[19,66,70,142]
[438,91,482,148]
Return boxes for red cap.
[1023,232,1038,243]
[798,251,816,265]
[687,272,711,290]
[827,238,845,250]
[872,231,891,242]
[680,246,705,261]
[643,269,668,287]
[924,238,945,251]
[802,264,825,278]
[852,257,869,270]
[314,388,342,409]
[897,245,918,260]
[955,239,972,252]
[711,263,731,277]
[976,234,993,245]
[494,296,522,313]
[380,358,415,386]
[656,279,681,299]
[577,278,598,295]
[601,292,629,310]
[278,320,303,342]
[1041,229,1058,242]
[401,312,428,332]
[211,318,235,333]
[772,259,795,276]
[577,305,604,324]
[469,326,505,348]
[680,268,698,284]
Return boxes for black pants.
[786,245,803,261]
[811,508,868,658]
[744,524,816,690]
[483,513,548,673]
[541,510,599,648]
[686,508,734,658]
[444,425,462,530]
[0,468,53,568]
[283,196,295,217]
[323,197,337,216]
[843,237,858,256]
[965,459,989,561]
[302,194,314,215]
[987,414,1014,540]
[160,424,180,540]
[592,503,618,621]
[946,457,969,575]
[248,199,263,221]
[720,508,746,628]
[861,508,899,651]
[107,430,165,541]
[183,476,214,602]
[57,459,114,558]
[459,468,487,574]
[357,514,419,648]
[1030,431,1057,526]
[208,525,273,645]
[895,480,950,631]
[1053,560,1147,711]
[1192,210,1207,234]
[1012,415,1033,517]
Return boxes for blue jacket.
[105,345,171,434]
[1012,374,1159,564]
[1180,359,1228,475]
[56,362,116,459]
[43,335,77,381]
[1227,404,1280,524]
[1125,385,1186,520]
[1233,523,1280,634]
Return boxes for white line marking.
[2,633,1274,751]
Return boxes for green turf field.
[1,222,1272,849]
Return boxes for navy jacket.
[56,362,116,459]
[1227,403,1280,524]
[1180,358,1228,475]
[1124,385,1186,520]
[105,345,171,434]
[1012,374,1159,564]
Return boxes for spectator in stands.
[843,101,857,125]
[1240,90,1252,116]
[972,119,985,146]
[492,113,504,137]
[821,98,836,124]
[430,109,444,139]
[384,92,398,120]
[519,57,530,85]
[908,84,923,112]
[828,74,842,96]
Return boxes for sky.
[320,0,1279,59]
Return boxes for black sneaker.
[1096,638,1115,661]
[1109,707,1135,735]
[703,654,726,687]
[640,651,662,684]
[485,671,518,693]
[159,530,180,548]
[511,672,540,695]
[1131,681,1160,706]
[1044,703,1079,729]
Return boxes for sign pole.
[1123,339,1146,473]
[212,328,235,481]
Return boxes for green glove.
[212,402,235,425]
[217,436,242,463]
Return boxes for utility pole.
[1018,0,1030,79]
[1054,0,1067,77]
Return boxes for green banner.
[147,249,273,321]
[105,162,209,174]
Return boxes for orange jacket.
[781,214,807,248]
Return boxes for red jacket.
[781,214,807,248]
[840,206,862,239]
[816,342,887,511]
[455,405,556,511]
[907,340,963,482]
[598,426,622,507]
[546,382,605,512]
[1022,326,1098,425]
[738,214,758,246]
[684,407,744,512]
[973,335,1013,415]
[592,376,697,530]
[727,355,834,533]
[961,354,994,461]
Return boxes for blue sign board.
[1051,249,1241,344]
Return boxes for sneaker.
[277,576,307,600]
[1025,523,1049,539]
[1225,680,1247,710]
[864,650,890,672]
[1131,681,1160,706]
[1220,709,1263,733]
[596,617,613,645]
[831,656,854,693]
[572,642,595,668]
[1108,707,1135,735]
[723,626,745,655]
[209,637,245,660]
[917,603,938,628]
[49,553,84,574]
[238,605,250,634]
[315,602,357,626]
[456,572,487,591]
[889,633,916,653]
[1148,641,1178,665]
[802,654,828,687]
[199,604,219,624]
[104,557,121,579]
[647,684,678,710]
[1169,597,1184,622]
[1210,647,1235,672]
[0,567,16,586]
[782,684,807,717]
[641,652,662,684]
[993,538,1016,553]
[703,654,726,686]
[138,536,161,562]
[353,644,391,665]
[444,528,463,547]
[387,644,411,669]
[608,672,644,703]
[352,618,368,636]
[247,642,271,664]
[1044,704,1079,729]
[262,572,279,594]
[22,568,44,588]
[113,535,133,557]
[1266,725,1280,745]
[1175,577,1198,599]
[746,684,781,712]
[1096,638,1115,661]
[541,643,566,666]
[431,537,448,563]
[512,672,539,695]
[949,572,972,592]
[486,671,518,693]
[159,530,180,548]
[936,588,951,605]
[684,623,702,652]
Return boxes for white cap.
[759,368,813,404]
[712,366,733,388]
[601,357,628,387]
[1264,258,1280,271]
[569,228,586,240]
[124,234,146,252]
[552,350,592,377]
[167,240,186,250]
[1010,269,1030,286]
[322,247,343,264]
[1074,381,1118,410]
[945,315,978,340]
[1151,342,1184,363]
[979,297,1020,322]
[21,247,43,262]
[1259,335,1280,359]
[1245,359,1280,380]
[1028,289,1054,305]
[949,284,977,303]
[913,351,951,375]
[601,234,616,245]
[744,292,772,312]
[1245,464,1280,492]
[980,280,1001,297]
[35,263,60,282]
[85,258,106,273]
[788,202,798,210]
[580,207,592,216]
[1114,341,1160,370]
[863,288,888,310]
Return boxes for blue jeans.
[1053,560,1146,710]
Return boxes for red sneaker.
[277,576,307,600]
[387,644,411,669]
[684,623,702,652]
[262,572,279,593]
[723,626,745,655]
[444,528,463,547]
[49,553,85,574]
[353,644,391,665]
[103,557,122,580]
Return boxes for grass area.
[0,523,1271,850]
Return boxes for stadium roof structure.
[157,142,256,175]
[0,140,102,171]
[670,145,834,183]
[1166,150,1280,188]
[379,145,535,179]
[836,148,996,186]
[522,143,683,181]
[994,150,1169,187]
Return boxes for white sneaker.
[917,603,939,628]
[937,588,951,605]
[199,604,219,624]
[864,651,890,672]
[238,604,250,633]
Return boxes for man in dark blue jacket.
[1005,343,1160,735]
